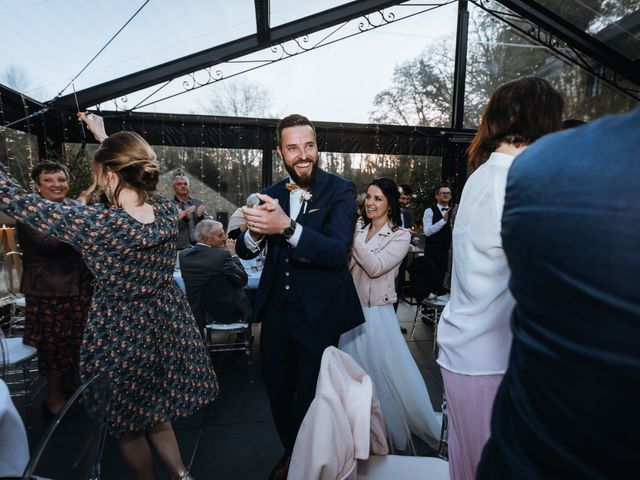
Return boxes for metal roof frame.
[52,0,402,110]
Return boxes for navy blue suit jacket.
[237,169,364,341]
[478,107,640,478]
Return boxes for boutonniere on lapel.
[286,182,313,214]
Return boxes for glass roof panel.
[270,0,354,27]
[533,0,640,61]
[101,1,458,125]
[0,0,256,102]
[464,2,639,128]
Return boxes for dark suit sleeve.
[222,254,248,287]
[291,180,357,268]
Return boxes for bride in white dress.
[339,178,441,453]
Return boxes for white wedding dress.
[339,304,442,452]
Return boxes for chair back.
[4,251,22,295]
[289,347,449,480]
[21,373,111,480]
[288,347,388,480]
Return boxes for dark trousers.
[394,255,409,311]
[260,300,339,453]
[426,248,449,294]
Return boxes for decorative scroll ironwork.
[111,95,129,111]
[102,1,456,112]
[471,0,640,101]
[358,9,396,31]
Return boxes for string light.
[393,134,399,183]
[237,126,242,205]
[20,96,35,192]
[0,91,13,173]
[62,113,69,168]
[200,120,205,198]
[40,110,48,161]
[255,119,261,191]
[217,119,222,198]
[180,120,185,171]
[0,91,5,125]
[160,118,167,173]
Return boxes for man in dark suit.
[398,183,413,229]
[237,114,364,480]
[478,107,640,478]
[179,219,250,332]
[395,183,414,312]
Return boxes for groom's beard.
[284,156,318,189]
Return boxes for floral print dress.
[0,164,218,437]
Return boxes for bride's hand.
[77,112,108,143]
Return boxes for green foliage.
[370,2,639,130]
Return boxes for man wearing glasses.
[422,185,453,295]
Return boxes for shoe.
[400,327,408,334]
[268,454,291,480]
[176,469,194,480]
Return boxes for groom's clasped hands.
[243,193,291,240]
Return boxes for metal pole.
[451,0,469,130]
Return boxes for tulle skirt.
[339,304,442,452]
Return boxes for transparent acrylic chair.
[21,373,111,480]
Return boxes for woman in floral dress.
[0,113,217,480]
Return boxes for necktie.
[286,182,299,192]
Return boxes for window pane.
[118,1,458,125]
[532,0,640,61]
[463,2,639,128]
[0,0,256,101]
[271,151,443,230]
[270,0,352,27]
[156,146,262,229]
[0,127,39,190]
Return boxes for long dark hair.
[467,77,564,169]
[361,178,402,231]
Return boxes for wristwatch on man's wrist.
[283,219,297,239]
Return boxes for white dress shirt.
[422,203,449,236]
[436,151,516,375]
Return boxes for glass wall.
[463,2,639,128]
[272,150,443,228]
[0,126,38,190]
[155,145,262,228]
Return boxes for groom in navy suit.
[237,114,364,480]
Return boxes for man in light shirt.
[422,185,452,294]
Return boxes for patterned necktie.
[285,182,299,192]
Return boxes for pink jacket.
[349,222,411,307]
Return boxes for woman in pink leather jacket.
[340,177,441,453]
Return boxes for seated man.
[179,220,251,332]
